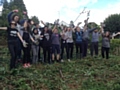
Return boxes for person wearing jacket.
[7,9,23,62]
[74,27,83,59]
[0,21,27,70]
[41,26,52,64]
[82,25,97,58]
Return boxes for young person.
[7,9,23,62]
[66,27,74,61]
[60,26,68,62]
[82,19,97,58]
[51,27,61,63]
[74,26,83,59]
[90,29,101,57]
[35,22,45,62]
[41,26,52,64]
[0,21,27,70]
[22,21,37,68]
[31,28,42,64]
[101,26,111,59]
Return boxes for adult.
[0,21,27,70]
[41,26,52,64]
[51,26,61,63]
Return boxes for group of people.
[0,9,114,70]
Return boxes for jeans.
[66,43,74,59]
[8,40,18,70]
[32,45,39,64]
[17,38,22,60]
[23,45,31,64]
[90,42,98,56]
[43,46,51,63]
[61,43,67,60]
[101,47,110,59]
[82,40,88,57]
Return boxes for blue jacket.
[75,31,83,43]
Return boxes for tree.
[104,14,120,33]
[88,22,100,30]
[31,16,39,24]
[0,0,28,26]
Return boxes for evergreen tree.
[31,16,40,24]
[104,14,120,33]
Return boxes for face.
[76,27,80,32]
[36,24,40,29]
[54,29,58,33]
[84,25,87,30]
[94,29,98,33]
[34,29,38,34]
[11,21,17,28]
[14,15,19,22]
[44,27,48,32]
[23,21,28,28]
[67,27,71,31]
[105,31,110,36]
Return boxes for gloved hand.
[34,35,40,40]
[34,40,39,45]
[22,40,28,48]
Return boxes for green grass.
[0,46,120,90]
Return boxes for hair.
[27,19,32,24]
[12,14,20,23]
[33,28,38,34]
[9,21,17,26]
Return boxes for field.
[0,44,120,90]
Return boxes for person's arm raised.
[41,20,46,26]
[7,9,19,23]
[0,27,7,30]
[72,22,82,32]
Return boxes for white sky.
[0,0,120,26]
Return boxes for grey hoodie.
[82,28,97,41]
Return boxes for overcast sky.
[1,0,120,26]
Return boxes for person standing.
[82,20,97,58]
[60,26,68,62]
[101,26,111,59]
[0,21,27,70]
[90,29,101,57]
[31,28,41,64]
[51,27,61,63]
[7,9,23,62]
[66,27,74,61]
[41,26,52,64]
[22,21,37,68]
[74,27,83,59]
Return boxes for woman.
[51,27,61,63]
[22,21,36,68]
[0,21,27,70]
[60,26,68,62]
[31,28,43,64]
[74,27,83,59]
[41,26,52,64]
[101,27,111,59]
[66,27,74,61]
[8,9,23,62]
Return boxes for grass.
[0,45,120,90]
